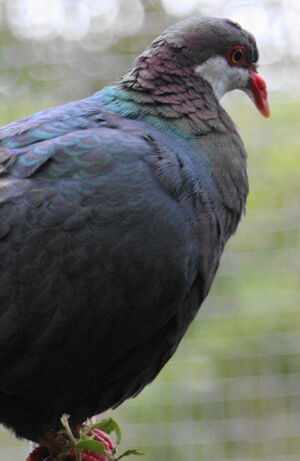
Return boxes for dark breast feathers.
[0,100,242,441]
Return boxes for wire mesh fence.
[0,1,300,460]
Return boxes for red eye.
[227,45,248,67]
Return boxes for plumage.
[0,16,269,447]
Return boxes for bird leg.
[25,430,72,461]
[26,421,113,461]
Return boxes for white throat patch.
[195,56,249,100]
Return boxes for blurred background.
[0,0,300,460]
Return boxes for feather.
[0,16,264,445]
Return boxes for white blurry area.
[0,0,299,99]
[0,1,300,461]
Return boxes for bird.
[0,16,269,458]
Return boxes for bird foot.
[25,430,71,461]
[26,425,115,461]
[25,445,51,461]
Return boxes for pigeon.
[0,16,269,455]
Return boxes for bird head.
[146,17,270,118]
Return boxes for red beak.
[247,69,270,118]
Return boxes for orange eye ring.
[227,45,248,67]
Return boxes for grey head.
[134,17,269,117]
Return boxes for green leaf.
[76,439,107,454]
[116,449,144,460]
[78,432,93,442]
[89,417,122,444]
